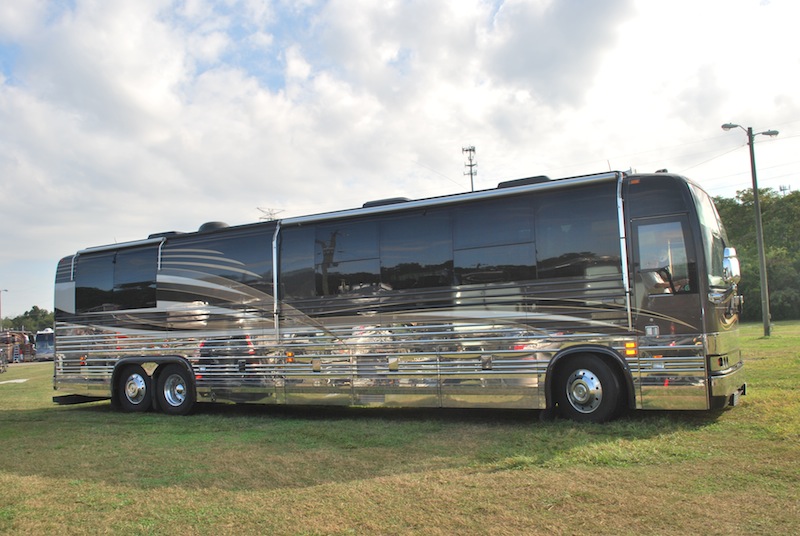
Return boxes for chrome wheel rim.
[566,368,602,413]
[124,373,148,405]
[163,373,186,407]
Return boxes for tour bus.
[52,171,746,422]
[35,328,55,361]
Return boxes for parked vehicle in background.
[52,170,746,422]
[35,328,55,361]
[1,331,35,362]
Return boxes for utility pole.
[0,289,6,331]
[722,123,779,337]
[462,146,477,192]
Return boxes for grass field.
[0,322,798,535]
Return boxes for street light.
[721,122,779,336]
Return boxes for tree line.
[714,188,800,322]
[1,306,54,333]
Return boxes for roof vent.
[198,221,229,233]
[497,176,551,189]
[362,197,411,208]
[147,231,183,239]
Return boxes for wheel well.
[111,357,195,410]
[545,348,635,410]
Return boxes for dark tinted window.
[380,211,453,289]
[114,247,157,309]
[279,226,315,299]
[453,198,536,284]
[455,243,536,284]
[160,225,274,304]
[315,220,380,296]
[536,183,620,279]
[318,258,382,296]
[75,246,158,312]
[626,175,691,218]
[454,198,533,249]
[75,252,115,312]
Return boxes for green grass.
[1,322,798,534]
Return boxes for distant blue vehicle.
[35,328,55,361]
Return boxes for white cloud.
[0,0,799,317]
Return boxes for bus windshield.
[691,184,728,288]
[35,329,55,359]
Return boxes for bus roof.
[75,170,655,256]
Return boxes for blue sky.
[1,0,799,317]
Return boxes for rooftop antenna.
[257,208,284,221]
[463,146,477,192]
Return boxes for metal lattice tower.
[462,146,477,192]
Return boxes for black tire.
[555,354,623,423]
[117,365,153,412]
[156,364,195,416]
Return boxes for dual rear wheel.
[116,364,195,415]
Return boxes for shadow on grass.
[186,400,729,427]
[44,395,730,428]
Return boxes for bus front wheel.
[117,365,153,412]
[156,364,195,416]
[555,355,622,423]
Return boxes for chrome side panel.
[634,335,709,410]
[54,301,635,411]
[55,299,738,411]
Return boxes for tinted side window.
[75,247,158,312]
[453,198,536,284]
[454,198,533,249]
[315,220,380,296]
[114,247,157,309]
[279,226,315,299]
[160,225,274,304]
[75,252,115,312]
[380,211,453,289]
[536,184,620,279]
[455,243,536,284]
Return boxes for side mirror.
[723,247,741,284]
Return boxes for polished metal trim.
[78,237,165,255]
[616,175,634,330]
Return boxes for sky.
[1,0,799,318]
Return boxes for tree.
[715,188,800,322]
[6,306,54,332]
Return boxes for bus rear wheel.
[156,364,195,416]
[117,365,152,412]
[555,355,622,423]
